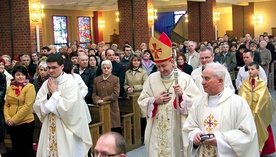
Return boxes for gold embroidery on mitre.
[151,43,162,59]
[204,114,218,132]
[149,34,172,63]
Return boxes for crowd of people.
[0,31,275,156]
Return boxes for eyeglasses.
[199,56,212,60]
[94,151,121,157]
[102,67,111,70]
[47,66,60,70]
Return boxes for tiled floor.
[127,91,276,157]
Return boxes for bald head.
[94,132,126,157]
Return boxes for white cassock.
[33,73,92,157]
[183,87,259,157]
[191,66,235,94]
[138,69,200,157]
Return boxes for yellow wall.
[174,16,188,39]
[102,11,119,42]
[254,1,276,37]
[217,13,232,38]
[42,9,93,46]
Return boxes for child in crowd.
[239,62,275,156]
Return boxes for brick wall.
[118,0,152,50]
[187,2,200,42]
[232,2,254,39]
[0,0,42,57]
[188,0,215,43]
[0,0,12,56]
[200,0,215,42]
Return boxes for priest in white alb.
[183,62,259,157]
[191,46,235,94]
[33,54,92,157]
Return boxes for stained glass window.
[53,16,68,45]
[78,17,92,48]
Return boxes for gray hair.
[188,41,197,47]
[199,46,214,55]
[260,40,267,46]
[205,62,226,79]
[101,60,112,69]
[78,54,88,60]
[49,45,57,52]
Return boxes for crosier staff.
[172,48,184,157]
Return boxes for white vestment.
[191,66,235,94]
[33,73,92,157]
[72,73,91,123]
[183,88,259,157]
[138,69,200,157]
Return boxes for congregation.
[0,31,276,157]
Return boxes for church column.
[232,3,254,38]
[188,0,216,42]
[118,0,152,50]
[93,11,104,44]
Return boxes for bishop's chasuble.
[239,77,276,154]
[138,69,200,157]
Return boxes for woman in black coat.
[176,53,193,75]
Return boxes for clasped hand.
[6,119,14,126]
[47,77,57,94]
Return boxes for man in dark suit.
[74,54,96,104]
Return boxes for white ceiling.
[41,0,276,12]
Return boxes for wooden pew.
[88,101,111,151]
[119,94,141,151]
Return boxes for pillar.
[188,0,216,42]
[93,11,104,44]
[232,3,254,38]
[118,0,152,50]
[0,0,42,57]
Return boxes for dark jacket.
[219,51,237,72]
[253,50,262,65]
[266,42,275,62]
[28,63,37,77]
[0,73,7,137]
[74,66,96,104]
[235,52,245,70]
[178,63,193,75]
[96,61,125,96]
